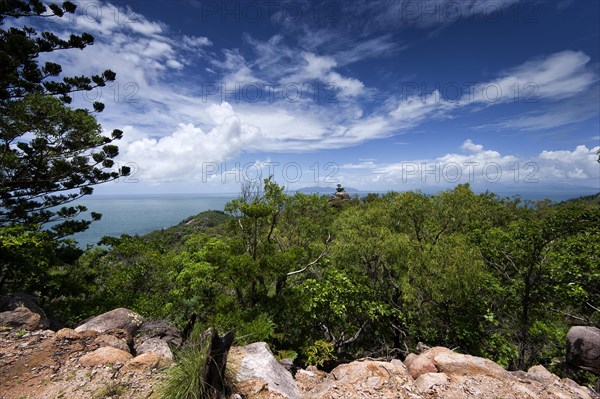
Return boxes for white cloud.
[534,145,600,181]
[389,90,454,124]
[183,35,212,48]
[358,141,599,188]
[119,103,259,182]
[476,85,600,131]
[464,51,597,105]
[65,2,164,37]
[461,139,483,152]
[282,52,364,98]
[387,51,598,131]
[114,45,598,182]
[299,53,337,78]
[341,161,378,169]
[211,49,263,87]
[23,2,599,186]
[345,0,521,31]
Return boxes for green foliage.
[402,235,491,352]
[474,201,600,369]
[305,339,335,367]
[275,349,298,361]
[0,225,82,295]
[142,210,231,248]
[0,1,127,238]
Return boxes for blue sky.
[34,0,600,195]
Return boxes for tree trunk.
[200,328,236,399]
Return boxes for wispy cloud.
[477,86,600,131]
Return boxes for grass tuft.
[158,326,209,399]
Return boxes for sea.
[67,194,236,247]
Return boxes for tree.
[476,203,600,370]
[0,0,129,239]
[0,0,130,295]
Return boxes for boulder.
[431,350,509,380]
[561,378,594,399]
[135,319,182,348]
[134,337,173,360]
[228,342,300,399]
[406,346,453,379]
[94,333,131,353]
[403,353,417,369]
[278,358,295,373]
[526,365,560,384]
[406,346,509,381]
[334,191,350,200]
[566,326,600,375]
[53,328,81,341]
[0,306,47,330]
[0,293,50,329]
[75,308,144,336]
[79,346,133,367]
[121,352,173,373]
[306,360,414,399]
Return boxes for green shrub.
[304,339,335,367]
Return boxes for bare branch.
[586,301,600,313]
[339,321,368,347]
[287,233,331,276]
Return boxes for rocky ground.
[229,342,599,399]
[0,327,168,399]
[1,302,598,399]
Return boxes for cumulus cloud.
[119,103,259,182]
[363,141,599,187]
[114,44,598,182]
[537,145,600,180]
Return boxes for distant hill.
[142,210,231,247]
[296,186,361,194]
[560,192,600,205]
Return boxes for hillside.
[141,210,232,247]
[561,192,600,205]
